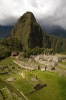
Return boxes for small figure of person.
[21,70,22,73]
[45,66,47,71]
[36,75,38,79]
[38,65,40,70]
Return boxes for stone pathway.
[20,72,25,78]
[13,60,34,70]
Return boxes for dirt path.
[20,72,25,78]
[13,60,25,68]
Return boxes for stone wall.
[34,54,66,68]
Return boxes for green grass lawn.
[0,78,5,89]
[27,70,66,100]
[24,70,39,85]
[0,57,19,66]
[12,73,35,94]
[11,70,66,100]
[0,73,10,80]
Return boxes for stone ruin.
[33,54,66,71]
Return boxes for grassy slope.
[0,57,20,80]
[0,78,27,100]
[27,71,66,100]
[0,57,18,66]
[13,73,35,94]
[0,57,66,100]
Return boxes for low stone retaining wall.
[13,60,38,70]
[58,63,66,68]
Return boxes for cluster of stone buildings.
[11,51,66,71]
[33,54,66,71]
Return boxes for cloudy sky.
[0,0,66,29]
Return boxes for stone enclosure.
[34,54,66,70]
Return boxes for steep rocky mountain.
[0,25,13,39]
[10,12,43,50]
[9,12,66,53]
[42,25,66,38]
[0,11,66,61]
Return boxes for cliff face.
[10,12,43,50]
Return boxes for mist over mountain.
[0,23,66,40]
[41,25,66,38]
[0,25,13,39]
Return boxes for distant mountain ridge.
[0,25,13,39]
[0,12,66,53]
[42,25,66,38]
[0,22,66,39]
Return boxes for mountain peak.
[18,11,36,23]
[23,11,34,16]
[10,11,43,50]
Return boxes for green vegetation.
[0,37,23,60]
[0,57,20,80]
[0,37,23,51]
[13,74,35,94]
[0,46,10,60]
[29,70,66,100]
[0,57,66,100]
[0,12,66,61]
[9,12,66,54]
[10,12,43,50]
[0,78,5,89]
[0,78,27,100]
[0,11,66,100]
[49,35,66,53]
[0,57,18,66]
[23,47,44,57]
[60,61,66,65]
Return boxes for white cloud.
[0,0,66,29]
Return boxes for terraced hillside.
[56,59,66,76]
[0,78,28,100]
[0,57,66,100]
[0,58,28,100]
[0,57,46,100]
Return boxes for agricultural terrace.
[0,57,66,100]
